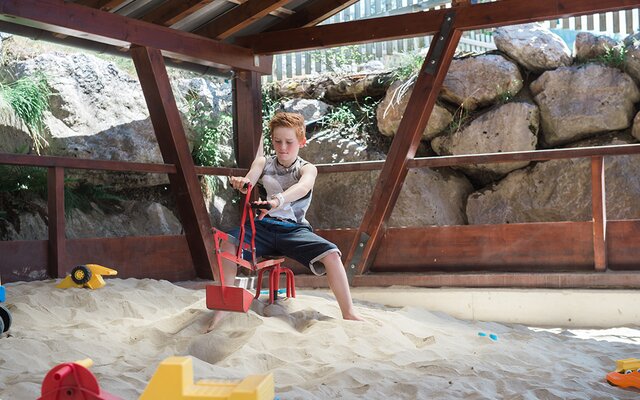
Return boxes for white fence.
[270,0,640,81]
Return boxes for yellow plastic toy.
[615,358,640,373]
[140,357,275,400]
[57,264,118,290]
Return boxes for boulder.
[431,102,539,183]
[282,98,331,123]
[574,32,619,61]
[441,54,523,110]
[624,32,640,83]
[530,64,640,146]
[272,72,394,102]
[633,111,640,142]
[300,130,473,228]
[466,132,640,224]
[494,23,572,73]
[377,79,452,141]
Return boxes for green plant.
[391,52,425,82]
[446,106,470,135]
[322,96,381,140]
[310,45,375,73]
[0,73,51,154]
[597,42,628,68]
[185,91,233,193]
[495,79,522,104]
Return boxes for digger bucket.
[206,284,254,312]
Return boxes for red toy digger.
[206,183,295,313]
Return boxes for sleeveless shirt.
[259,156,312,225]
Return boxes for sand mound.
[0,278,638,399]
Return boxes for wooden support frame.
[232,70,264,168]
[240,0,640,54]
[343,11,462,282]
[47,166,65,278]
[130,45,218,279]
[0,0,272,73]
[591,156,607,271]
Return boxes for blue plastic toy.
[0,276,11,334]
[478,332,498,341]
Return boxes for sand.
[0,278,638,399]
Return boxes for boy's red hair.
[269,112,306,144]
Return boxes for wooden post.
[47,166,65,278]
[343,11,462,282]
[591,156,607,271]
[130,45,218,280]
[233,70,263,168]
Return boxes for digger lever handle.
[251,202,272,210]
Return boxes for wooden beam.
[130,45,218,280]
[72,0,128,11]
[0,0,271,73]
[591,156,607,271]
[295,271,640,289]
[343,12,462,282]
[239,0,640,54]
[140,0,216,27]
[408,144,640,168]
[0,152,176,173]
[47,166,65,278]
[267,0,359,31]
[196,0,291,40]
[232,70,263,168]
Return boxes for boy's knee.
[320,251,342,267]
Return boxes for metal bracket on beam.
[346,231,370,284]
[424,10,456,75]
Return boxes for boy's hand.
[229,176,251,193]
[252,199,278,220]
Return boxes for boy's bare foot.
[205,310,229,333]
[343,312,364,321]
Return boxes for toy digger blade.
[57,264,118,290]
[140,356,275,400]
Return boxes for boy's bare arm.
[229,156,266,193]
[279,163,317,203]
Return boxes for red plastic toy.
[206,183,295,313]
[38,359,122,400]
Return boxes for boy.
[207,112,362,331]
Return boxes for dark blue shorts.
[227,217,339,276]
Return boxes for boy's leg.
[319,251,363,321]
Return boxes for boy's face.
[272,126,303,165]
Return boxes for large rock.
[530,64,640,146]
[494,23,572,73]
[431,102,539,183]
[389,167,474,227]
[377,79,452,141]
[1,199,182,240]
[300,130,473,228]
[10,53,172,187]
[272,72,394,102]
[624,32,640,83]
[466,132,640,224]
[0,106,31,153]
[441,54,523,110]
[282,98,330,123]
[574,32,619,61]
[633,111,640,142]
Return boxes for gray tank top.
[259,156,312,225]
